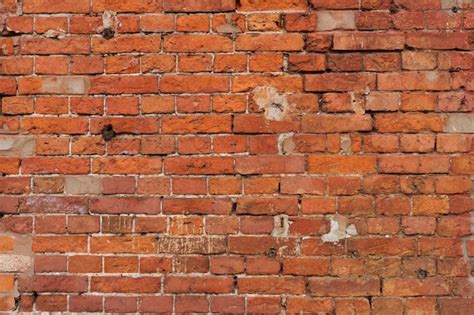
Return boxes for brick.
[92,0,161,12]
[287,298,334,313]
[375,114,446,132]
[232,75,303,93]
[280,176,325,195]
[334,32,404,50]
[23,0,89,13]
[305,73,376,92]
[239,0,307,10]
[33,236,87,253]
[89,76,158,94]
[91,236,156,254]
[317,11,355,31]
[20,37,90,55]
[90,197,160,215]
[174,296,208,313]
[357,11,391,30]
[92,276,160,293]
[92,157,162,175]
[236,34,304,51]
[348,238,415,256]
[164,0,235,12]
[162,115,231,134]
[308,278,380,297]
[285,13,318,32]
[406,31,470,50]
[70,296,103,312]
[383,278,450,296]
[443,114,474,133]
[335,299,370,315]
[235,156,305,174]
[237,197,298,215]
[160,75,229,93]
[378,72,451,91]
[288,54,326,72]
[308,155,376,174]
[229,236,296,255]
[164,34,232,52]
[402,51,437,70]
[163,197,231,215]
[139,296,173,313]
[413,196,449,215]
[211,296,245,314]
[302,115,372,133]
[69,256,100,274]
[400,93,437,111]
[210,256,244,274]
[165,276,233,293]
[238,277,305,294]
[165,157,233,175]
[379,155,450,174]
[248,14,281,31]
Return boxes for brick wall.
[0,0,473,313]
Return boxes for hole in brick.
[101,124,116,142]
[350,250,360,258]
[102,28,115,39]
[416,269,428,279]
[452,6,459,13]
[265,248,277,258]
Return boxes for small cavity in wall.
[253,86,290,121]
[321,214,358,243]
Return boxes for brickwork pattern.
[0,0,473,313]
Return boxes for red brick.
[378,155,450,174]
[237,197,298,215]
[92,276,160,293]
[91,236,156,254]
[175,296,208,313]
[308,278,380,296]
[92,157,162,175]
[165,276,233,293]
[406,31,470,50]
[20,37,90,55]
[89,76,158,94]
[70,296,103,312]
[378,72,451,91]
[239,0,307,10]
[139,296,173,313]
[23,0,89,13]
[281,176,325,195]
[238,277,305,294]
[160,75,229,93]
[287,297,334,313]
[236,156,305,174]
[236,34,304,51]
[90,197,160,215]
[334,32,404,50]
[164,0,235,12]
[163,198,231,215]
[347,238,416,256]
[283,258,329,276]
[383,278,450,296]
[305,73,376,92]
[92,0,162,12]
[308,155,376,174]
[302,114,372,133]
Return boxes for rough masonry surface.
[0,0,473,313]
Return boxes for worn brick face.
[0,0,472,313]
